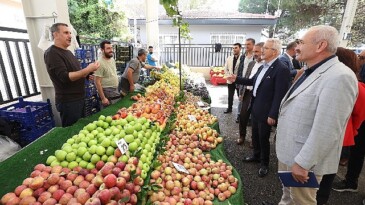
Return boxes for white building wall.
[138,24,265,45]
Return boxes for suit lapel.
[256,59,278,89]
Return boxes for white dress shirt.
[247,61,263,91]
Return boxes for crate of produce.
[19,120,54,147]
[84,95,100,116]
[85,80,97,97]
[0,97,54,129]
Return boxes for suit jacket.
[224,54,242,84]
[276,57,358,176]
[279,53,297,78]
[235,58,290,122]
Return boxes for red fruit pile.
[1,158,143,205]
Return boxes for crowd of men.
[224,25,365,205]
[44,22,365,205]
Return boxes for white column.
[339,0,358,47]
[145,0,160,63]
[21,0,71,126]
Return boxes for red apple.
[51,165,63,174]
[85,197,101,205]
[116,177,126,190]
[65,185,78,195]
[66,172,78,181]
[52,189,65,201]
[118,171,130,181]
[19,188,33,199]
[38,191,51,203]
[74,188,86,198]
[15,185,27,196]
[19,195,36,205]
[32,187,46,198]
[127,157,138,166]
[96,161,105,171]
[43,198,57,205]
[22,178,33,186]
[98,189,111,205]
[79,169,89,176]
[86,184,98,196]
[30,170,41,178]
[92,175,104,187]
[115,162,126,171]
[79,180,91,189]
[73,175,85,186]
[112,167,122,176]
[76,192,90,204]
[85,173,95,182]
[125,182,135,193]
[59,193,73,205]
[129,194,137,205]
[104,174,117,188]
[1,192,17,204]
[47,173,60,185]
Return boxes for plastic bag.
[0,135,21,162]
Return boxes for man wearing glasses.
[223,43,242,114]
[227,39,290,177]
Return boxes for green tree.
[350,1,365,46]
[238,0,345,41]
[68,0,128,43]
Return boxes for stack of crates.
[0,97,55,146]
[75,47,100,117]
[84,80,100,117]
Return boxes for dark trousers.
[317,122,365,205]
[239,90,252,140]
[56,99,85,127]
[227,83,238,110]
[251,115,271,167]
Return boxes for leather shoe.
[243,156,260,163]
[258,166,269,177]
[236,138,244,145]
[224,109,232,114]
[262,201,274,205]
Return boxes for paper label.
[172,162,189,174]
[188,115,197,122]
[116,139,129,154]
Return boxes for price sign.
[172,162,189,174]
[197,101,205,107]
[188,115,197,122]
[116,139,129,154]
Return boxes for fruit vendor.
[44,23,100,127]
[120,49,159,96]
[147,46,158,76]
[94,40,121,108]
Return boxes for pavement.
[207,82,365,205]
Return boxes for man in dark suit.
[236,42,264,145]
[279,41,298,80]
[228,38,290,177]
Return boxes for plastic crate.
[0,97,54,130]
[210,76,227,86]
[19,120,54,147]
[84,95,100,117]
[85,81,97,97]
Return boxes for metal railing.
[0,27,40,105]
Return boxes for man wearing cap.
[120,49,159,95]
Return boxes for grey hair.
[255,42,265,48]
[138,48,148,56]
[310,25,339,54]
[50,23,68,38]
[266,38,282,53]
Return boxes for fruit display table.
[0,87,244,204]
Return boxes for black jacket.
[235,59,290,122]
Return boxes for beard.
[104,52,113,58]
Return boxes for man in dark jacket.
[228,38,290,177]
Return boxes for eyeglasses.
[263,47,276,51]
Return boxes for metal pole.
[179,25,182,91]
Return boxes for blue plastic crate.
[0,97,54,130]
[19,120,55,146]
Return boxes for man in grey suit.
[275,25,358,204]
[279,41,298,79]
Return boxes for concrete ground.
[207,82,365,205]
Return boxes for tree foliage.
[159,0,191,40]
[238,0,346,41]
[350,1,365,46]
[68,0,127,43]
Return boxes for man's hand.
[101,98,110,106]
[291,163,309,184]
[155,66,161,71]
[130,84,135,92]
[267,117,276,126]
[86,62,100,73]
[88,74,94,81]
[226,74,237,82]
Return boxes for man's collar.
[285,52,293,60]
[264,57,278,67]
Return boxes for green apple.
[106,146,115,156]
[96,146,106,156]
[86,123,96,132]
[87,163,95,169]
[141,170,147,179]
[138,132,144,140]
[134,123,142,131]
[101,155,108,162]
[126,115,134,122]
[81,136,90,144]
[50,160,60,167]
[119,119,127,126]
[133,130,138,138]
[71,144,79,149]
[83,151,92,161]
[129,121,135,126]
[66,138,75,145]
[62,146,73,153]
[76,157,82,163]
[80,129,89,135]
[142,149,149,156]
[104,128,112,136]
[90,154,100,164]
[125,125,134,135]
[60,161,69,167]
[111,120,117,126]
[145,132,151,139]
[112,128,120,136]
[140,154,147,163]
[105,116,113,124]
[88,139,97,147]
[66,152,76,162]
[86,133,94,139]
[77,147,87,157]
[46,155,57,165]
[79,142,87,148]
[101,138,111,148]
[129,142,138,152]
[103,122,109,129]
[68,161,78,169]
[119,130,126,138]
[96,127,104,133]
[143,163,150,172]
[134,139,141,146]
[79,160,88,168]
[116,125,122,130]
[120,155,129,163]
[89,145,97,154]
[99,115,106,121]
[55,150,67,161]
[111,138,118,148]
[125,134,134,143]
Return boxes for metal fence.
[0,27,40,105]
[160,44,233,67]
